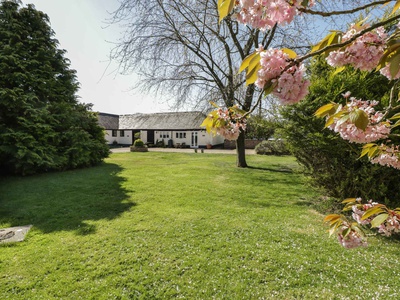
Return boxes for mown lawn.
[1,152,400,299]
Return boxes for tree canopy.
[0,0,109,175]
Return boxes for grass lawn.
[1,152,400,299]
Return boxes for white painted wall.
[118,130,132,145]
[104,129,117,145]
[140,130,148,144]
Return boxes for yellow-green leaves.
[314,103,338,118]
[349,109,369,131]
[281,48,297,59]
[323,214,343,236]
[360,143,380,160]
[391,0,400,16]
[311,31,342,56]
[376,28,400,78]
[390,112,400,129]
[314,103,369,131]
[239,51,261,85]
[217,0,235,23]
[201,110,219,134]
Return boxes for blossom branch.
[298,0,393,17]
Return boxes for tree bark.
[236,130,247,168]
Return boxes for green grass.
[1,152,400,299]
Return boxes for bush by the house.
[255,139,290,156]
[133,139,145,147]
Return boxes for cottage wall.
[104,130,115,144]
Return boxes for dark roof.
[119,111,206,130]
[97,113,119,130]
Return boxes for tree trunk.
[236,130,247,168]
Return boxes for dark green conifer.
[0,0,109,175]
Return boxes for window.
[179,133,183,139]
[176,133,179,138]
[112,130,117,137]
[120,130,124,137]
[183,133,186,138]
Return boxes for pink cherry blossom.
[327,24,387,72]
[327,96,390,143]
[370,144,400,169]
[255,48,309,104]
[233,0,315,31]
[212,107,247,141]
[337,226,368,249]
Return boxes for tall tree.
[110,0,374,167]
[111,0,288,167]
[0,0,109,175]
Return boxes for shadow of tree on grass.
[0,162,134,235]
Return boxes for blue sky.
[26,0,172,115]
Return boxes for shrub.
[133,139,145,147]
[280,57,400,206]
[255,139,290,156]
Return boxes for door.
[191,132,198,148]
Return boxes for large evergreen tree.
[0,0,109,175]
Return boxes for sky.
[26,0,172,115]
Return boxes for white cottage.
[98,111,224,149]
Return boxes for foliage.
[245,116,276,140]
[0,1,109,175]
[1,152,400,298]
[280,57,400,205]
[325,198,400,248]
[133,139,144,147]
[254,139,289,156]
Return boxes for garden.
[1,152,400,299]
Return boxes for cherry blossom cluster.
[255,47,310,105]
[327,95,390,143]
[337,224,368,249]
[234,0,315,31]
[351,199,377,225]
[214,107,247,140]
[326,24,387,72]
[351,199,400,237]
[370,144,400,169]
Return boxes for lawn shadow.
[0,162,135,235]
[247,165,294,173]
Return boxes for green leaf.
[389,51,400,79]
[281,48,297,59]
[209,101,219,108]
[391,0,400,16]
[389,112,400,120]
[349,109,369,131]
[341,227,351,238]
[360,143,377,158]
[311,31,342,55]
[361,205,386,220]
[314,103,336,118]
[218,0,235,23]
[332,66,346,76]
[370,213,389,228]
[377,44,400,71]
[239,51,259,73]
[368,145,381,159]
[342,198,357,204]
[246,63,261,85]
[324,214,340,223]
